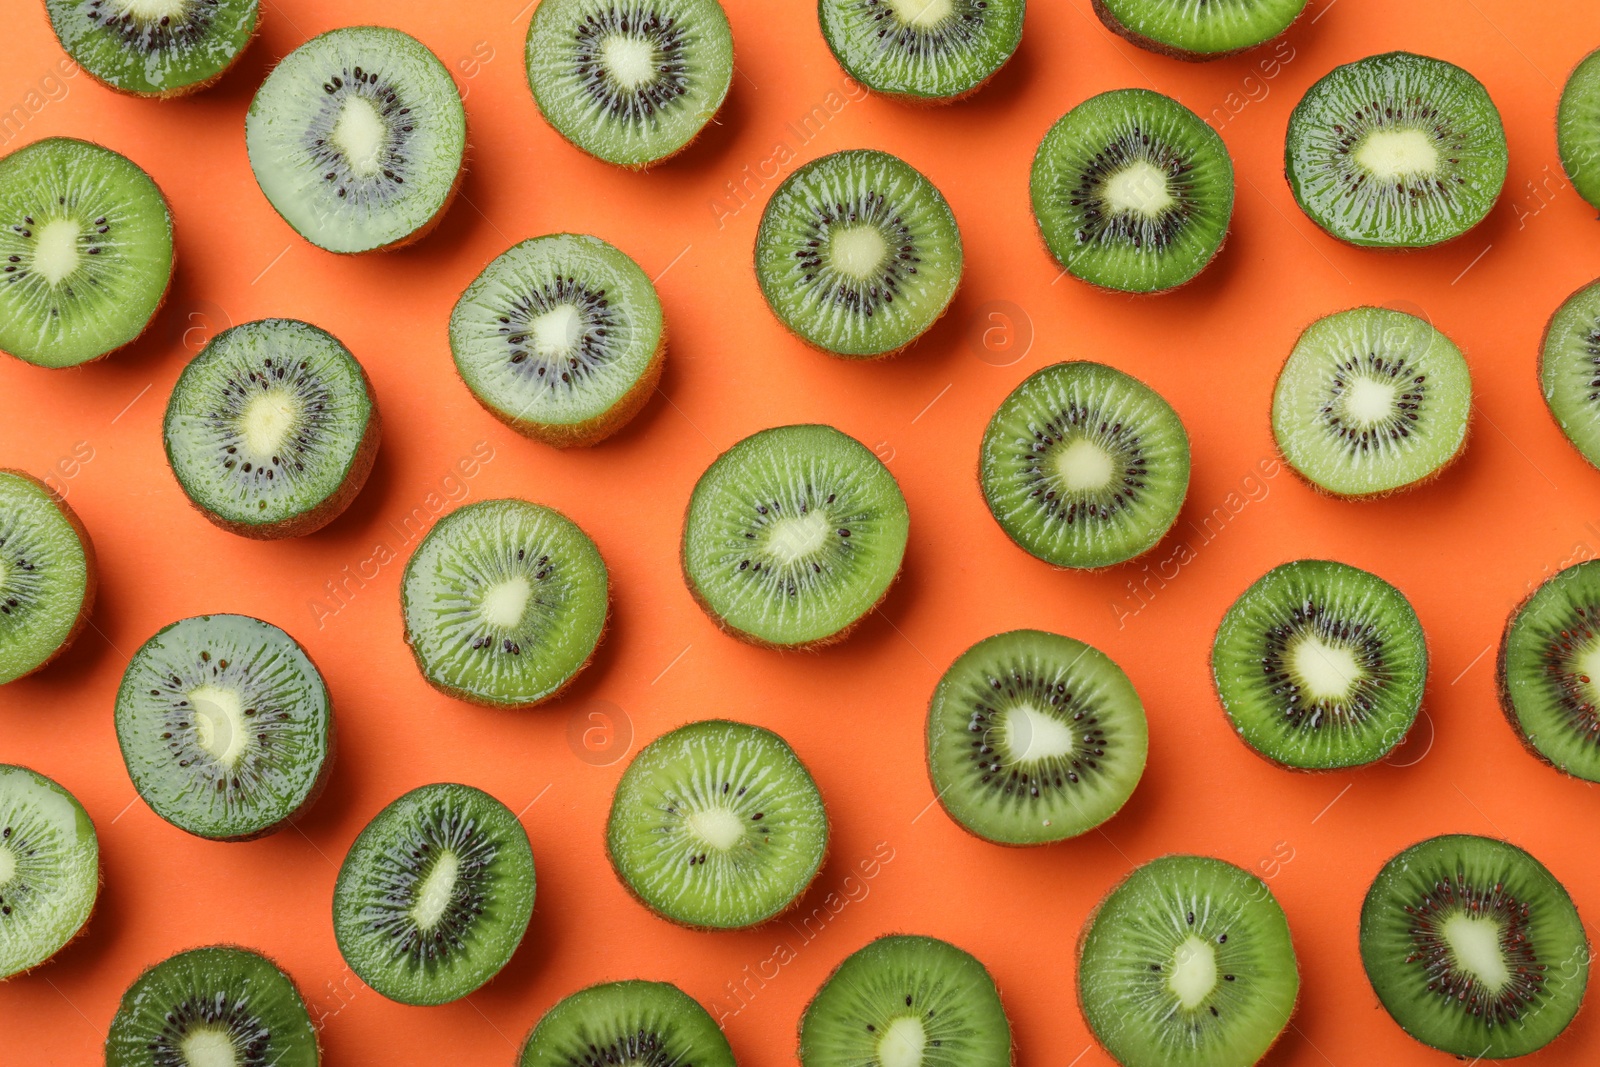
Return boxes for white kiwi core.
[410,851,461,930]
[876,1016,928,1067]
[32,219,82,284]
[828,225,889,280]
[1356,128,1439,180]
[601,35,658,89]
[1289,635,1362,701]
[1442,912,1511,993]
[190,685,250,768]
[331,95,387,177]
[1103,160,1175,217]
[685,807,745,850]
[480,576,533,629]
[1168,935,1219,1009]
[1002,704,1075,764]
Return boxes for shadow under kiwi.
[304,435,399,542]
[385,158,497,264]
[799,526,929,663]
[945,31,1037,117]
[653,73,751,177]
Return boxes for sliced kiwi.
[114,614,334,841]
[401,498,608,708]
[518,980,735,1067]
[680,424,909,648]
[105,945,318,1066]
[0,765,98,979]
[1361,834,1588,1058]
[1091,0,1306,61]
[44,0,258,98]
[606,719,827,929]
[0,137,173,368]
[163,318,380,539]
[1079,855,1299,1067]
[0,470,95,685]
[754,148,963,358]
[334,783,534,1006]
[449,233,665,447]
[1559,48,1600,213]
[1539,278,1600,470]
[246,26,466,254]
[979,361,1190,570]
[526,0,734,169]
[1212,560,1426,770]
[818,0,1025,101]
[1272,307,1472,497]
[926,629,1148,846]
[1031,89,1234,293]
[1285,52,1508,249]
[798,934,1011,1067]
[1497,558,1600,782]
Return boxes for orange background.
[3,0,1600,1062]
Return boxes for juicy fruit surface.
[1031,89,1234,293]
[926,629,1148,845]
[755,149,963,357]
[449,233,663,440]
[1272,307,1472,497]
[1361,835,1587,1058]
[246,26,465,253]
[1498,559,1600,782]
[45,0,258,96]
[1559,48,1600,210]
[1212,560,1427,769]
[1095,0,1306,55]
[0,765,98,978]
[980,361,1190,569]
[0,471,91,685]
[526,0,734,168]
[681,424,909,646]
[163,318,377,533]
[105,946,318,1067]
[0,137,173,367]
[518,980,735,1067]
[1285,51,1508,248]
[799,934,1011,1067]
[1079,855,1299,1067]
[606,719,827,929]
[818,0,1025,99]
[1539,279,1600,471]
[402,498,608,707]
[334,783,536,1006]
[114,614,333,840]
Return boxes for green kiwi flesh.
[680,424,909,648]
[1285,52,1508,248]
[606,719,828,930]
[1211,559,1427,770]
[114,614,335,841]
[1091,0,1306,60]
[518,980,735,1067]
[0,764,98,979]
[246,26,466,254]
[1559,48,1600,213]
[926,629,1148,845]
[798,934,1012,1067]
[0,470,95,685]
[0,137,173,367]
[401,498,609,708]
[818,0,1025,101]
[333,782,536,1006]
[45,0,259,98]
[1497,558,1600,782]
[1539,278,1600,471]
[1360,834,1587,1058]
[1078,855,1299,1067]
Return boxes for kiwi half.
[0,764,98,979]
[105,945,318,1067]
[818,0,1026,102]
[1285,52,1508,249]
[1078,855,1299,1067]
[450,233,665,447]
[1091,0,1306,61]
[1271,307,1472,498]
[979,361,1190,570]
[526,0,734,169]
[1361,834,1588,1058]
[1497,558,1600,782]
[518,980,735,1067]
[333,782,536,1006]
[163,319,380,539]
[798,934,1012,1067]
[114,614,335,841]
[0,137,173,368]
[755,148,963,358]
[0,470,95,685]
[606,719,828,930]
[1211,560,1427,770]
[1538,278,1600,471]
[926,629,1148,846]
[1031,89,1234,293]
[401,498,609,708]
[680,424,909,648]
[1559,48,1600,213]
[246,26,466,254]
[44,0,258,98]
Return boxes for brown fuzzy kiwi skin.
[46,11,262,100]
[0,469,97,683]
[1089,0,1306,62]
